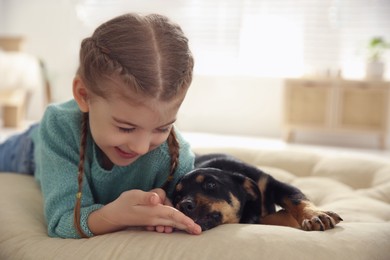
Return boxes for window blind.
[76,0,390,78]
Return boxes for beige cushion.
[1,146,390,259]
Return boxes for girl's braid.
[73,112,89,238]
[161,128,180,192]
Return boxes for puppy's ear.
[232,173,262,224]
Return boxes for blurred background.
[0,0,390,150]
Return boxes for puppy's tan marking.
[283,198,317,222]
[175,183,183,192]
[196,175,205,183]
[210,193,241,224]
[195,193,241,224]
[260,210,300,228]
[257,176,269,216]
[243,178,258,199]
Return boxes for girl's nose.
[128,133,151,155]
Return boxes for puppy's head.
[172,168,261,231]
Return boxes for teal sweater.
[31,100,195,238]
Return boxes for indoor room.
[0,0,389,259]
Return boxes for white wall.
[0,0,92,102]
[177,76,284,137]
[178,75,390,149]
[0,1,4,29]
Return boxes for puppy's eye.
[203,181,217,191]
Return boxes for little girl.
[0,13,202,238]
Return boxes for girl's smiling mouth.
[115,147,138,159]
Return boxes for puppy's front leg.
[267,177,343,231]
[260,210,300,228]
[283,198,343,231]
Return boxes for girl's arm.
[35,103,200,238]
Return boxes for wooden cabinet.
[283,78,390,149]
[0,89,28,127]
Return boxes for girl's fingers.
[121,189,202,235]
[145,226,155,231]
[125,190,160,206]
[137,204,200,234]
[164,197,174,207]
[145,225,174,233]
[156,206,201,235]
[150,188,166,203]
[155,225,165,233]
[140,189,168,206]
[164,226,174,233]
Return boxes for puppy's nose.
[179,199,196,214]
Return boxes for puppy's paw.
[301,211,343,231]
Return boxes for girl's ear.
[73,76,90,112]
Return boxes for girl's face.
[73,73,185,167]
[86,91,184,168]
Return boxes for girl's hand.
[88,189,202,236]
[145,188,181,233]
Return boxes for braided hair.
[73,13,193,238]
[73,112,89,238]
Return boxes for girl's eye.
[157,127,170,133]
[156,125,172,133]
[118,127,135,133]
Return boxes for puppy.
[172,153,342,231]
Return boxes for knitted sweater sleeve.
[33,103,102,238]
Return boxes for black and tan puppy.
[172,153,342,231]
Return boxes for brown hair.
[73,13,194,238]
